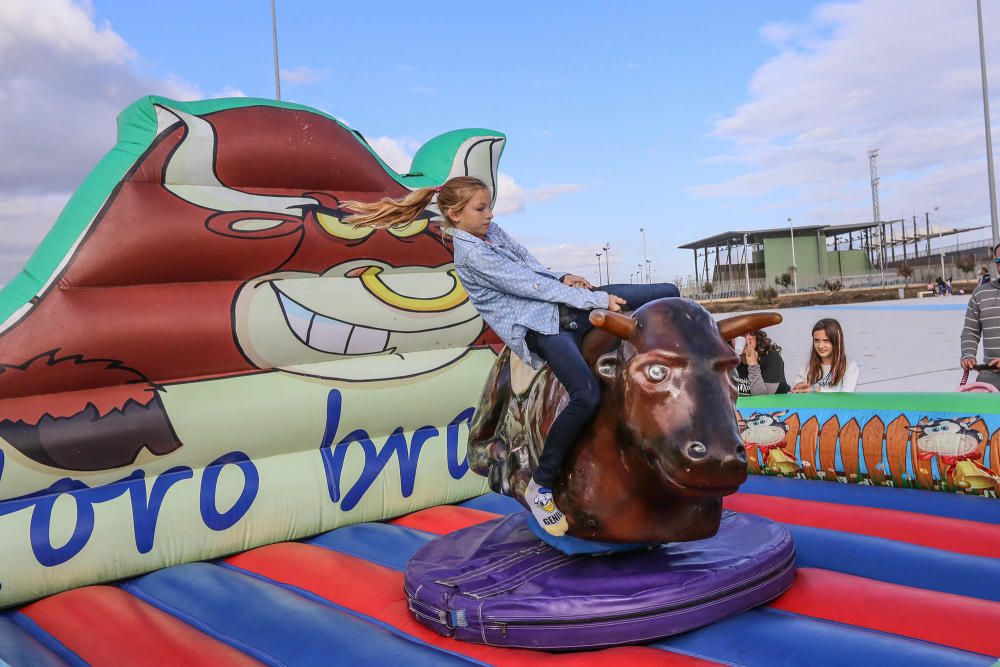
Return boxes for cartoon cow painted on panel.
[0,99,504,471]
[909,417,999,491]
[739,410,799,475]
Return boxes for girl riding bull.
[343,176,679,536]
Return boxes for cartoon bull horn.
[154,105,317,215]
[589,309,638,339]
[716,312,782,341]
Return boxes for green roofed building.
[678,219,989,294]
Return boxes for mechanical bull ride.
[404,300,797,650]
[470,299,782,543]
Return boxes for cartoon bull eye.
[645,364,669,382]
[386,217,429,238]
[316,211,375,240]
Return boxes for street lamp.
[640,227,649,283]
[603,244,612,283]
[978,0,1000,246]
[788,217,798,292]
[646,259,652,285]
[595,252,603,284]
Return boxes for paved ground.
[721,294,975,392]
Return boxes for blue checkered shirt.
[451,224,610,369]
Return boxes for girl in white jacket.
[791,318,859,393]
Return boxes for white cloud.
[368,136,420,173]
[214,85,247,98]
[0,0,202,282]
[495,174,586,214]
[280,66,327,84]
[494,173,525,214]
[692,0,1000,233]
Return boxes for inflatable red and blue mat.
[1,474,997,666]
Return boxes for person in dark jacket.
[735,329,790,396]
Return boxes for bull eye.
[317,211,375,240]
[387,217,429,238]
[645,364,668,382]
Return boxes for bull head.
[585,302,781,505]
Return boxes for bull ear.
[717,312,782,341]
[595,351,618,385]
[589,309,637,339]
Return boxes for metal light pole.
[603,244,612,283]
[978,0,1000,246]
[646,259,652,285]
[595,253,604,284]
[788,218,798,292]
[271,0,282,101]
[640,227,649,283]
[743,234,752,296]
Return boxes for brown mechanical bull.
[468,298,781,544]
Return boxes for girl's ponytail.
[341,187,437,230]
[341,176,489,232]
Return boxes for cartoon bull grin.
[235,260,482,380]
[0,98,506,470]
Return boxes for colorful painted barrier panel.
[738,393,1000,496]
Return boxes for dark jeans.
[527,282,680,487]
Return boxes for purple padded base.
[404,510,795,651]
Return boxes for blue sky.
[2,0,1000,285]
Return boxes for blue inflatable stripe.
[458,493,522,515]
[789,524,1000,602]
[652,606,994,667]
[121,562,477,666]
[740,476,1000,525]
[4,614,84,667]
[306,522,434,571]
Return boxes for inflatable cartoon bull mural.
[469,299,781,543]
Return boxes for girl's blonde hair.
[806,318,847,386]
[341,176,490,231]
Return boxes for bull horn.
[155,105,317,214]
[589,309,638,339]
[716,312,782,341]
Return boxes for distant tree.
[703,282,714,297]
[754,287,778,305]
[820,279,842,293]
[775,272,792,291]
[896,262,914,287]
[956,255,976,277]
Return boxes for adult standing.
[960,243,1000,389]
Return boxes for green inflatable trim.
[738,392,1000,413]
[0,96,505,325]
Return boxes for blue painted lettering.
[320,389,476,511]
[200,452,259,531]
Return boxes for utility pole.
[978,0,999,246]
[869,149,885,284]
[788,218,797,292]
[271,0,282,101]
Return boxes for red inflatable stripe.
[724,492,1000,558]
[226,542,719,666]
[390,505,498,534]
[772,567,1000,657]
[20,585,258,666]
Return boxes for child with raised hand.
[342,176,679,536]
[790,318,859,393]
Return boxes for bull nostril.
[687,442,708,459]
[735,444,747,463]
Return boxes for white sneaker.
[525,479,568,537]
